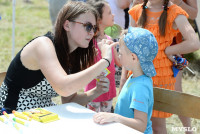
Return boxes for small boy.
[93,27,158,134]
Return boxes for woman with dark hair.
[0,1,117,114]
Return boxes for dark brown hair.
[137,0,169,36]
[86,0,108,20]
[54,1,98,74]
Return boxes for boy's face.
[118,39,134,70]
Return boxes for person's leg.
[100,99,113,112]
[152,117,167,134]
[175,71,193,134]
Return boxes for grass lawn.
[0,0,200,133]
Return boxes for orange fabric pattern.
[129,4,188,118]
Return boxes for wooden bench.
[153,87,200,119]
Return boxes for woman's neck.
[67,34,78,53]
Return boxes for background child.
[93,27,158,134]
[84,0,121,113]
[119,0,200,133]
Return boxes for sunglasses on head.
[70,21,98,36]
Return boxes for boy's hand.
[93,112,116,124]
[96,75,110,93]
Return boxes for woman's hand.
[97,39,118,64]
[93,112,116,124]
[96,75,110,94]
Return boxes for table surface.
[0,102,143,134]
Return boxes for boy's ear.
[63,20,70,31]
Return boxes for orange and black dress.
[129,4,188,118]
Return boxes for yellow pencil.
[0,116,8,124]
[13,117,29,127]
[3,111,9,119]
[12,110,32,121]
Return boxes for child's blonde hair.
[119,29,128,46]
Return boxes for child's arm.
[165,15,200,61]
[93,110,147,133]
[170,0,198,20]
[61,76,110,106]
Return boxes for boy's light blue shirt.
[115,75,154,134]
